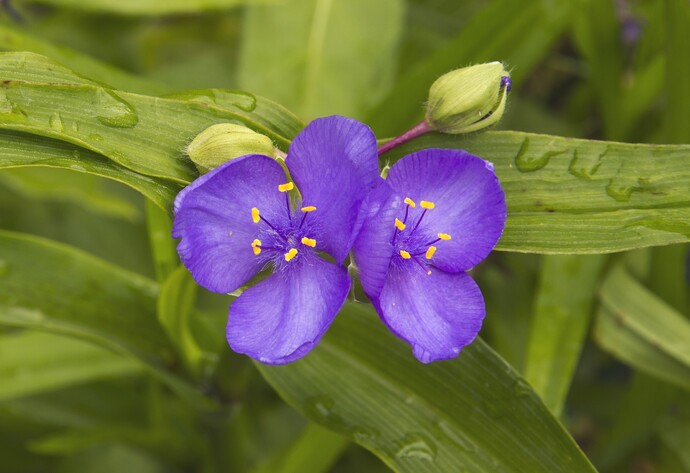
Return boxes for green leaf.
[0,25,170,95]
[595,264,690,392]
[258,303,597,473]
[250,423,349,473]
[523,255,605,416]
[0,52,303,184]
[145,201,178,282]
[0,331,140,401]
[665,0,690,144]
[383,131,690,253]
[238,0,404,120]
[367,0,575,136]
[0,230,207,405]
[0,129,180,212]
[13,0,260,15]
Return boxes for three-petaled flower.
[353,149,506,363]
[173,116,380,364]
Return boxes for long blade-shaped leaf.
[384,131,690,253]
[258,303,597,473]
[13,0,263,15]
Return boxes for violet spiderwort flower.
[354,149,506,363]
[173,116,380,364]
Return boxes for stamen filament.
[299,205,316,229]
[412,209,427,232]
[259,215,277,231]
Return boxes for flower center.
[249,181,319,265]
[391,197,452,276]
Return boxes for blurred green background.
[0,0,689,472]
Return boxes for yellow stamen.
[394,218,406,231]
[284,248,298,262]
[425,246,437,259]
[399,250,411,259]
[301,206,317,213]
[251,207,260,224]
[404,197,416,208]
[427,270,432,275]
[301,237,316,247]
[251,239,262,255]
[278,182,294,192]
[438,233,451,240]
[420,200,435,209]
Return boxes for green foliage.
[1,1,689,472]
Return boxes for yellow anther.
[251,207,260,224]
[251,239,262,255]
[284,248,298,262]
[399,250,411,259]
[251,239,261,247]
[404,197,416,208]
[425,246,437,259]
[301,206,317,213]
[301,237,317,247]
[420,200,436,209]
[394,218,406,231]
[278,182,294,192]
[438,233,452,240]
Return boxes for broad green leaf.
[0,231,207,405]
[383,131,690,253]
[250,423,349,473]
[238,0,404,120]
[0,52,303,183]
[0,25,170,95]
[14,0,261,15]
[367,0,574,136]
[0,167,141,221]
[659,418,690,473]
[665,0,690,144]
[0,331,140,401]
[595,264,690,392]
[523,255,605,416]
[258,303,597,473]
[0,129,180,212]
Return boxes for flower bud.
[425,62,511,134]
[187,123,278,173]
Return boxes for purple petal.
[173,155,289,294]
[353,180,402,300]
[387,149,506,273]
[378,263,485,363]
[226,255,351,364]
[286,116,380,264]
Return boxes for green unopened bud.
[425,62,511,134]
[187,123,278,173]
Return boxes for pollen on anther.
[399,250,411,259]
[301,237,316,247]
[394,218,406,231]
[301,206,317,213]
[278,182,294,192]
[284,248,298,261]
[251,239,262,255]
[420,200,435,209]
[425,246,437,259]
[251,207,260,223]
[438,233,451,240]
[404,197,416,208]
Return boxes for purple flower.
[354,149,506,363]
[173,116,380,364]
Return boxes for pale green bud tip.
[186,123,277,173]
[425,62,511,134]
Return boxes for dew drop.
[0,89,27,123]
[351,426,380,444]
[568,146,609,180]
[304,395,335,420]
[395,433,437,462]
[605,180,635,202]
[49,112,65,132]
[512,378,533,398]
[89,133,104,142]
[71,150,81,159]
[94,88,139,128]
[437,420,477,453]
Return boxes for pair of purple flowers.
[173,116,506,364]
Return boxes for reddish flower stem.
[377,120,432,156]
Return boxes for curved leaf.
[14,0,263,15]
[258,303,597,473]
[383,131,690,253]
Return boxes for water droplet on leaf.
[49,112,64,132]
[94,88,139,128]
[395,433,437,462]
